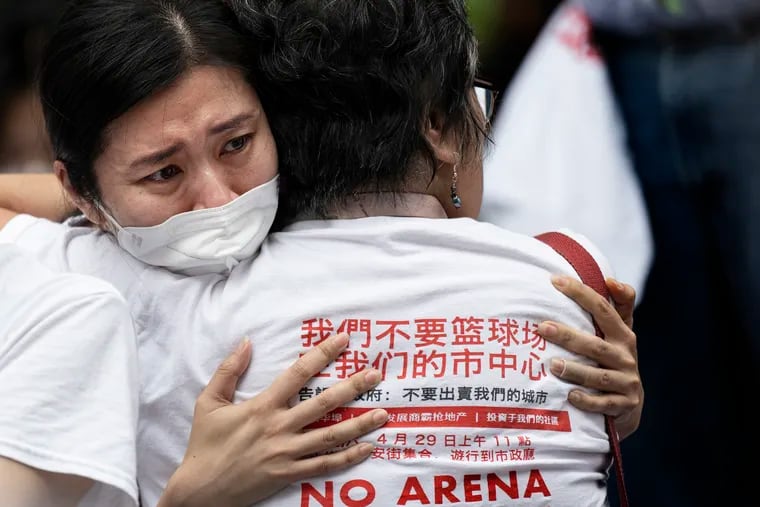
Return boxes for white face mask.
[100,175,279,275]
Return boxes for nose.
[192,168,239,211]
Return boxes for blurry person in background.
[580,0,760,506]
[474,0,654,300]
[0,0,64,173]
[468,0,562,104]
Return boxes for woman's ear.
[424,109,459,166]
[53,160,105,226]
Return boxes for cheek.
[234,131,279,192]
[104,186,186,228]
[257,124,279,180]
[257,132,279,181]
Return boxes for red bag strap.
[535,231,629,507]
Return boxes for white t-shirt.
[0,243,139,507]
[1,214,614,507]
[478,2,653,300]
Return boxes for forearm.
[0,207,18,229]
[0,173,76,222]
[0,457,93,507]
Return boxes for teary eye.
[144,165,181,183]
[222,134,252,154]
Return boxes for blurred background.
[0,0,64,173]
[2,0,563,174]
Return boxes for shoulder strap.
[535,231,629,507]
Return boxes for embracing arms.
[158,333,388,507]
[159,277,643,507]
[0,173,74,222]
[539,275,642,440]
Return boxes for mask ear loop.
[95,202,120,230]
[95,202,143,247]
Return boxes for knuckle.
[215,359,237,378]
[566,278,585,297]
[593,340,611,359]
[322,427,339,445]
[619,354,638,372]
[260,421,282,440]
[626,376,643,396]
[314,390,337,412]
[598,371,612,387]
[316,338,339,361]
[581,368,594,387]
[250,393,274,415]
[622,328,637,345]
[271,465,295,482]
[260,412,288,435]
[289,357,313,382]
[193,399,208,417]
[557,326,574,345]
[342,446,361,466]
[318,456,335,476]
[349,371,369,392]
[595,297,614,318]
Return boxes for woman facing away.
[223,0,639,504]
[0,0,642,505]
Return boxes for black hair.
[39,0,254,203]
[232,0,485,223]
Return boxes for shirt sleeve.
[0,251,139,507]
[0,214,149,304]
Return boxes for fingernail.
[550,358,565,376]
[373,409,388,425]
[365,369,381,386]
[569,391,582,403]
[538,322,558,337]
[551,274,569,287]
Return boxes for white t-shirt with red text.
[0,214,613,507]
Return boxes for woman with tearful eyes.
[1,1,387,506]
[0,0,641,505]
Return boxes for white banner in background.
[479,4,653,300]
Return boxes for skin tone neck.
[406,93,485,219]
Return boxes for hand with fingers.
[157,332,388,507]
[537,275,643,441]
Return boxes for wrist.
[157,469,201,507]
[158,463,233,507]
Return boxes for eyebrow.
[130,144,182,169]
[128,113,257,169]
[208,113,256,135]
